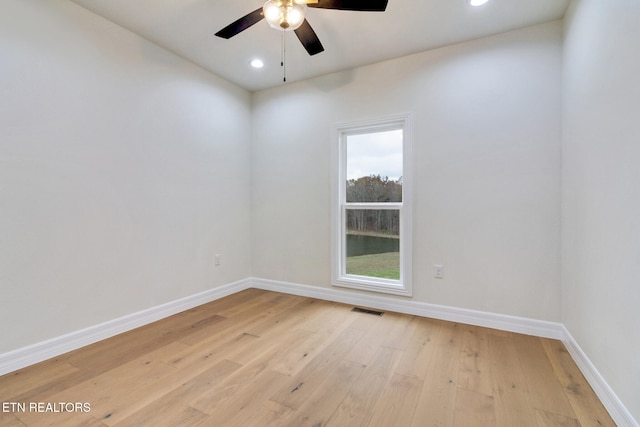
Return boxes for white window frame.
[331,113,413,297]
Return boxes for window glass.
[345,130,403,203]
[345,209,400,280]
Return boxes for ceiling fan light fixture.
[468,0,489,6]
[263,0,305,31]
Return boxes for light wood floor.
[0,289,615,427]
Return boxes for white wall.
[0,0,252,353]
[562,0,640,422]
[252,22,563,321]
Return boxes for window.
[331,114,413,296]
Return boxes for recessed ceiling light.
[468,0,489,6]
[250,58,264,69]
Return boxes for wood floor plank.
[367,373,422,427]
[270,328,338,377]
[513,334,575,418]
[188,360,273,415]
[213,289,286,318]
[394,317,443,380]
[457,325,493,396]
[17,416,106,427]
[232,299,353,373]
[348,306,385,331]
[452,388,496,427]
[170,297,316,369]
[47,360,177,425]
[121,405,209,427]
[379,312,418,351]
[0,360,79,402]
[292,300,350,333]
[0,291,616,427]
[326,347,401,427]
[227,327,315,368]
[111,359,241,426]
[176,291,305,347]
[280,360,366,427]
[240,295,315,338]
[198,288,269,315]
[269,326,366,410]
[197,368,289,427]
[409,322,463,427]
[344,311,411,366]
[534,409,581,427]
[64,308,225,371]
[0,414,27,427]
[540,338,616,427]
[239,400,294,427]
[270,306,355,377]
[168,319,279,370]
[488,334,538,427]
[12,338,230,425]
[187,324,312,419]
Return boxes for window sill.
[333,275,412,297]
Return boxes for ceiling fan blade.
[307,0,388,11]
[294,19,325,56]
[294,0,319,3]
[215,7,264,39]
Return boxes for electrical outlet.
[214,254,222,266]
[434,264,444,279]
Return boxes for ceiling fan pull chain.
[281,29,287,82]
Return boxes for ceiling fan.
[214,0,389,56]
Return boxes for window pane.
[346,130,403,202]
[345,209,400,280]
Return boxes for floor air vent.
[351,307,384,316]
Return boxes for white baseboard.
[0,278,251,376]
[561,326,639,427]
[248,277,565,339]
[1,276,636,427]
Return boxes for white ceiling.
[69,0,570,92]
